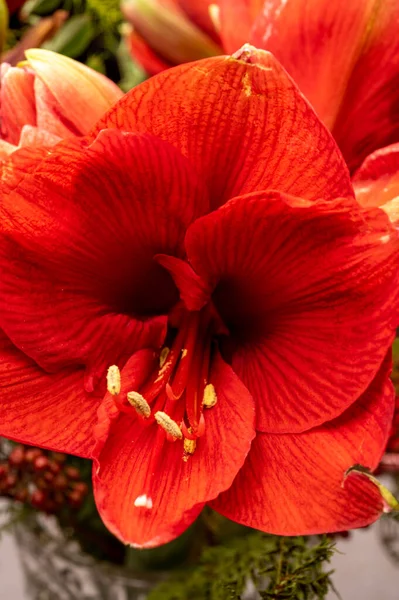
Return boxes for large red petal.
[211,355,394,534]
[92,351,256,546]
[248,0,399,171]
[0,330,97,457]
[353,143,399,209]
[92,48,353,209]
[0,131,208,388]
[185,192,399,433]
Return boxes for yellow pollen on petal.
[154,357,173,383]
[127,391,151,418]
[154,411,183,440]
[183,437,196,462]
[159,347,170,368]
[203,383,217,408]
[106,365,121,396]
[181,348,188,359]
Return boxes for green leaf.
[42,14,95,58]
[25,0,63,16]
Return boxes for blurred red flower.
[124,0,399,172]
[0,49,123,158]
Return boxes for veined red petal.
[0,131,208,387]
[0,66,36,145]
[0,330,97,457]
[185,191,399,433]
[92,48,353,209]
[353,143,399,211]
[92,350,256,546]
[211,354,394,534]
[248,0,399,171]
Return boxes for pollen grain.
[159,347,170,368]
[107,365,121,396]
[183,437,196,461]
[127,391,151,418]
[155,411,183,440]
[203,383,217,408]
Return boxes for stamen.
[159,347,170,368]
[154,411,183,439]
[107,365,121,396]
[203,383,217,408]
[127,391,151,418]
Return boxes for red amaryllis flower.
[0,47,398,546]
[0,49,123,158]
[125,0,399,173]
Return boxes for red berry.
[31,489,46,508]
[8,446,25,467]
[68,490,84,508]
[49,461,61,475]
[72,482,88,495]
[5,474,17,489]
[33,456,49,471]
[65,466,80,480]
[25,449,42,463]
[53,474,68,490]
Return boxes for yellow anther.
[183,437,196,461]
[127,391,151,418]
[159,347,170,368]
[154,411,182,440]
[107,365,121,396]
[203,383,217,408]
